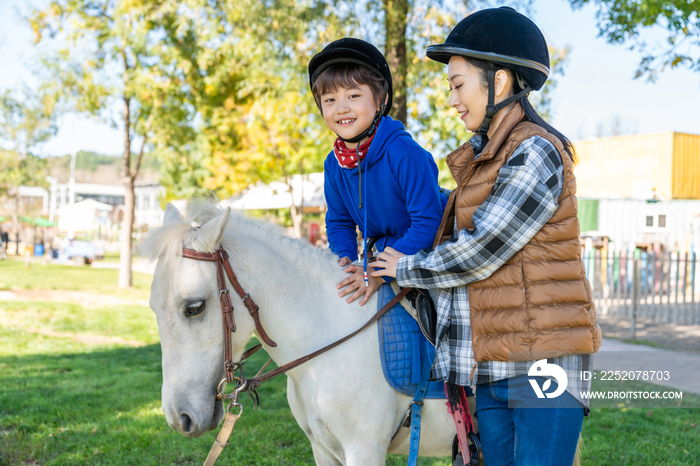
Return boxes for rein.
[181,245,411,466]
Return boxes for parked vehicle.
[64,240,98,265]
[92,242,105,260]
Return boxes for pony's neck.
[226,225,378,369]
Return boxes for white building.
[17,186,50,214]
[15,181,165,232]
[580,198,700,253]
[226,173,326,212]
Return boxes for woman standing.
[371,7,601,465]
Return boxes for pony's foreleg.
[343,442,387,466]
[310,443,343,466]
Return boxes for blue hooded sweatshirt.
[324,116,447,269]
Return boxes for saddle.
[365,237,438,347]
[376,284,444,398]
[375,282,484,465]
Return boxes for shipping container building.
[573,132,700,253]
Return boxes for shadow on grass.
[14,342,696,465]
[0,344,315,466]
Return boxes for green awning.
[19,216,55,227]
[577,199,599,233]
[33,217,56,227]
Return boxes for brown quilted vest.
[434,104,602,362]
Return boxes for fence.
[583,250,700,329]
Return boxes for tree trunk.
[288,177,303,238]
[24,227,33,269]
[119,97,134,288]
[383,0,408,125]
[13,194,20,255]
[290,201,302,238]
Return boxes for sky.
[0,0,698,157]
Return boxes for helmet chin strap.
[477,69,531,145]
[334,81,390,287]
[336,110,382,144]
[336,80,389,208]
[335,109,382,211]
[335,109,382,289]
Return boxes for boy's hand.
[336,264,383,306]
[338,256,352,267]
[369,247,404,279]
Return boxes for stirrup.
[452,433,484,466]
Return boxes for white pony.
[140,202,456,465]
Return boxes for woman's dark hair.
[463,57,577,163]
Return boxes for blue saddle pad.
[377,285,445,399]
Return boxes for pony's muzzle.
[178,413,194,434]
[172,410,216,438]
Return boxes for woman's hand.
[369,247,404,279]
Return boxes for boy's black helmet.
[426,7,549,90]
[308,38,393,116]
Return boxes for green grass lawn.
[101,252,121,263]
[0,259,152,297]
[1,261,699,465]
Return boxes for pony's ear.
[195,207,231,252]
[163,203,183,225]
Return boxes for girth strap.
[407,348,432,465]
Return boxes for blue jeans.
[475,375,584,466]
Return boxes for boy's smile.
[321,84,379,148]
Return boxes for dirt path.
[598,314,700,354]
[24,327,147,347]
[597,338,700,395]
[0,289,149,307]
[1,289,152,347]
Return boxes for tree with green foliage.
[26,0,571,249]
[0,86,56,222]
[157,135,213,203]
[29,0,198,287]
[570,0,700,81]
[164,0,571,233]
[165,0,342,233]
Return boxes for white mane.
[138,199,342,281]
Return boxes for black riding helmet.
[427,7,550,139]
[308,38,393,144]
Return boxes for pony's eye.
[185,300,206,317]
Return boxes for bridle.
[180,244,410,466]
[181,247,277,384]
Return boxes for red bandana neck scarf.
[333,123,380,169]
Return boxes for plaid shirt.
[397,134,593,409]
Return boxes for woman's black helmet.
[426,6,549,90]
[426,7,549,139]
[308,38,393,117]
